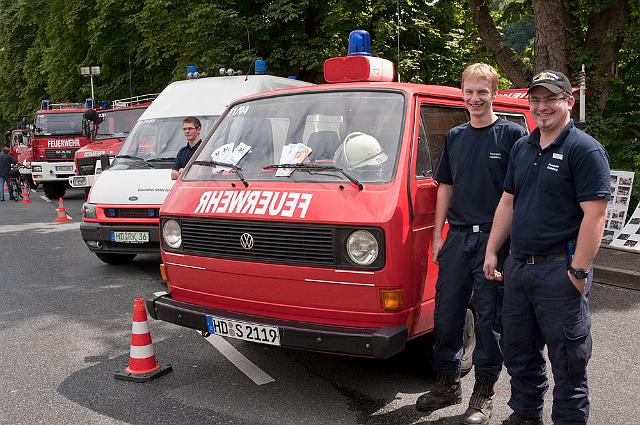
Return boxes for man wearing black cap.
[483,70,610,425]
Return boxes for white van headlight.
[163,219,182,249]
[346,230,378,266]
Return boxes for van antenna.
[244,24,253,81]
[396,0,401,82]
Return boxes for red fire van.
[146,35,534,363]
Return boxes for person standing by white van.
[171,116,202,180]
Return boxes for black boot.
[416,374,462,412]
[461,382,494,424]
[501,412,543,425]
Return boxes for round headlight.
[346,230,379,266]
[163,219,182,249]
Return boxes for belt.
[449,224,492,233]
[516,252,568,265]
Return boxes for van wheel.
[460,307,476,377]
[95,253,137,265]
[408,304,477,377]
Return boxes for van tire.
[95,252,137,265]
[43,182,67,200]
[408,304,476,377]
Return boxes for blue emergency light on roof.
[323,29,394,83]
[186,65,200,79]
[100,100,109,109]
[41,100,50,110]
[347,30,372,56]
[255,59,267,75]
[86,99,94,109]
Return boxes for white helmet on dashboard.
[339,132,388,170]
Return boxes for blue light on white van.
[255,59,267,75]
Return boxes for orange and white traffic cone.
[55,197,69,222]
[114,298,172,382]
[21,183,31,204]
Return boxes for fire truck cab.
[7,126,33,185]
[31,100,95,199]
[70,95,156,190]
[146,33,535,362]
[80,73,311,265]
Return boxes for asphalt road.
[1,188,639,424]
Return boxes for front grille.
[45,148,79,160]
[104,208,160,218]
[76,157,98,175]
[180,218,335,266]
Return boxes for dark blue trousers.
[433,230,504,383]
[503,256,592,425]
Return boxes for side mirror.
[100,154,110,171]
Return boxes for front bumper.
[32,161,75,183]
[146,294,407,359]
[80,221,160,254]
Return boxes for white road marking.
[0,221,80,234]
[153,291,168,297]
[40,196,52,203]
[204,334,275,385]
[371,391,422,416]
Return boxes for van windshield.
[112,116,217,169]
[34,112,84,136]
[184,91,405,184]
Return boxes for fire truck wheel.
[43,182,66,200]
[95,252,137,265]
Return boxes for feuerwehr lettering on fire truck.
[47,139,81,148]
[194,190,313,219]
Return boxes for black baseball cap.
[527,70,572,95]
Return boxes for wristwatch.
[569,267,589,279]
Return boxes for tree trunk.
[467,0,531,87]
[584,0,628,111]
[532,0,570,76]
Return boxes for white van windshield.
[185,91,405,184]
[112,116,217,169]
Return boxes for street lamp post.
[80,66,101,100]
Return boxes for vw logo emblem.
[128,196,138,201]
[240,233,254,250]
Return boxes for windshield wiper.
[114,154,153,168]
[265,163,363,190]
[146,157,175,162]
[192,160,249,187]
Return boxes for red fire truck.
[146,32,535,364]
[31,100,95,199]
[6,125,34,186]
[70,95,156,190]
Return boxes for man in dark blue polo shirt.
[0,147,18,201]
[484,70,610,425]
[171,116,202,180]
[416,63,527,425]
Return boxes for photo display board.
[610,202,640,251]
[603,170,635,244]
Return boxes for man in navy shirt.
[171,116,202,180]
[484,71,610,425]
[0,147,18,201]
[416,63,527,425]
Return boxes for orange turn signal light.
[381,289,404,311]
[159,263,168,282]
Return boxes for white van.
[80,75,311,264]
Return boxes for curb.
[593,265,640,291]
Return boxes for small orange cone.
[21,183,31,204]
[115,298,172,382]
[55,197,69,222]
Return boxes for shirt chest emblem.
[553,153,563,160]
[546,162,560,172]
[489,152,502,160]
